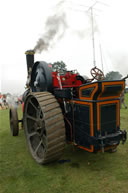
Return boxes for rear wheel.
[23,92,65,164]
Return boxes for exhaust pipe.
[25,50,35,87]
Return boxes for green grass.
[0,94,128,193]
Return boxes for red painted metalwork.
[52,71,82,88]
[22,102,24,113]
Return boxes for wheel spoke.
[29,100,38,111]
[36,127,41,132]
[27,115,37,122]
[35,140,42,154]
[28,131,38,138]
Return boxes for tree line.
[51,61,123,80]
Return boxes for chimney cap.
[25,50,35,55]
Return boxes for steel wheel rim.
[24,95,47,162]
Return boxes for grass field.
[0,94,128,193]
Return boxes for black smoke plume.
[34,1,68,53]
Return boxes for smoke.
[67,7,100,40]
[33,1,100,53]
[34,1,68,53]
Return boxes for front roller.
[9,107,19,136]
[23,92,66,164]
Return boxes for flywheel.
[23,92,65,164]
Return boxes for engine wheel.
[23,92,65,164]
[9,108,19,136]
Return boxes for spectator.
[120,90,127,109]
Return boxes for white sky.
[0,0,128,94]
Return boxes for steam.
[33,1,100,53]
[34,1,68,53]
[6,95,19,108]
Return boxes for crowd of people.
[0,94,8,109]
[0,94,22,109]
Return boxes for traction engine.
[9,50,127,164]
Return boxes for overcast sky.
[0,0,128,94]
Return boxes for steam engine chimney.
[25,50,35,74]
[25,50,35,87]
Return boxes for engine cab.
[64,80,126,152]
